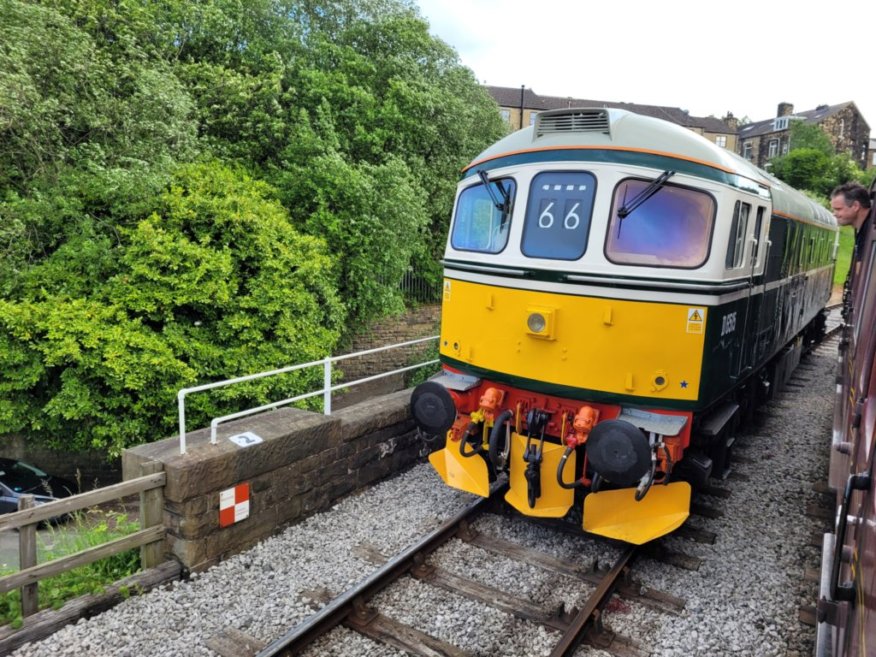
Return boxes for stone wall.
[338,304,440,381]
[122,389,422,572]
[821,106,870,169]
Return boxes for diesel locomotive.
[817,179,875,657]
[411,107,836,544]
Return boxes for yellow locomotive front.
[410,107,822,544]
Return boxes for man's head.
[830,182,871,229]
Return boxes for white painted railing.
[176,336,439,454]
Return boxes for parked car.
[0,458,78,515]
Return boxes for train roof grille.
[534,108,611,138]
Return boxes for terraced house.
[486,85,740,154]
[737,102,870,169]
[486,87,871,170]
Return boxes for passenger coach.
[818,177,876,657]
[412,108,836,544]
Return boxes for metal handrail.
[176,336,439,454]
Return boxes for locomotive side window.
[605,178,715,268]
[521,171,596,260]
[750,206,765,267]
[781,222,795,276]
[726,201,750,269]
[451,178,516,254]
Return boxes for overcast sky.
[414,0,876,131]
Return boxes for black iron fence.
[398,268,442,304]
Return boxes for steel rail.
[256,488,503,657]
[550,544,639,657]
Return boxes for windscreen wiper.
[477,169,511,215]
[617,170,675,218]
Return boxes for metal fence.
[176,335,440,454]
[398,268,442,304]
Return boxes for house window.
[500,109,511,123]
[774,117,789,130]
[839,119,845,138]
[715,135,727,148]
[768,140,779,159]
[529,112,538,126]
[871,152,876,167]
[743,143,753,160]
[782,142,789,155]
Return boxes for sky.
[413,0,876,131]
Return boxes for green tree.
[769,148,832,193]
[788,121,833,154]
[0,1,197,192]
[170,2,504,318]
[770,122,871,196]
[0,0,504,453]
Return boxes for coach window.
[522,171,596,260]
[605,178,715,268]
[451,177,516,254]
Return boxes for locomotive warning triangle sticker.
[686,308,705,334]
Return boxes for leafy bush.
[0,162,344,454]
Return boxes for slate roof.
[738,102,860,139]
[485,85,733,134]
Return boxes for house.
[737,102,870,169]
[485,86,739,152]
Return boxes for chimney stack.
[777,102,794,117]
[723,112,739,132]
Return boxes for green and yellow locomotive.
[411,108,836,544]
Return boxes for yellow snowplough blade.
[429,444,490,498]
[583,481,691,544]
[505,432,575,518]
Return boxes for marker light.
[525,306,555,339]
[527,312,546,333]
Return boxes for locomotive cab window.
[605,177,715,268]
[726,201,750,269]
[451,176,516,254]
[521,171,596,260]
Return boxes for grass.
[834,225,855,286]
[0,509,141,628]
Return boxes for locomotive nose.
[411,381,457,435]
[586,420,651,487]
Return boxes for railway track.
[203,322,841,657]
[204,481,690,657]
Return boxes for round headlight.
[527,312,546,333]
